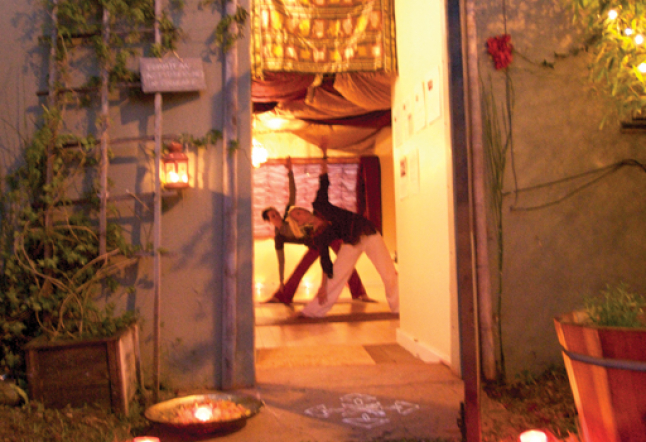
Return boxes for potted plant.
[554,283,646,442]
[0,106,142,414]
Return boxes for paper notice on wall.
[424,66,442,125]
[399,155,408,200]
[393,106,403,148]
[402,98,413,142]
[413,82,426,133]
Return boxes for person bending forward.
[288,155,399,317]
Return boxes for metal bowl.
[144,392,263,435]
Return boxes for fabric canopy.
[251,0,397,78]
[252,71,393,153]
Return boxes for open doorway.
[248,0,461,378]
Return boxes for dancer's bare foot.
[356,294,377,303]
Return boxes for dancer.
[261,157,373,304]
[287,150,399,317]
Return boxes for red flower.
[487,34,514,70]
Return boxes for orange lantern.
[162,142,189,189]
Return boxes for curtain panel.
[251,0,397,78]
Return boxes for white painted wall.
[392,0,460,373]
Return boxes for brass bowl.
[144,392,263,435]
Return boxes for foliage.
[565,0,646,124]
[0,400,150,442]
[52,0,182,93]
[0,104,140,381]
[482,365,579,441]
[583,283,646,327]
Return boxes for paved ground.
[145,345,465,442]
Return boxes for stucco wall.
[0,0,254,389]
[476,0,646,377]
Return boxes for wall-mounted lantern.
[162,142,189,189]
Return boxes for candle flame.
[194,405,214,422]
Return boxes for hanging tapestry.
[251,0,397,78]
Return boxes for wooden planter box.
[554,311,646,442]
[24,324,141,415]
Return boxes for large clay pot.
[554,311,646,442]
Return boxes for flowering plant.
[486,34,513,70]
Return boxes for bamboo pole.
[221,0,239,390]
[464,0,495,381]
[45,0,58,263]
[99,6,110,256]
[152,0,163,403]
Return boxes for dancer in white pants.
[287,152,399,318]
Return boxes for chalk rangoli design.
[304,393,420,429]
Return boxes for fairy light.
[608,9,618,20]
[638,62,646,73]
[625,28,634,36]
[636,34,644,45]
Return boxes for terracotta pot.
[554,311,646,442]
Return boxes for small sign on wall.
[424,65,442,125]
[140,57,206,93]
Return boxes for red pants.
[274,239,366,303]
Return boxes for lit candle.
[133,437,160,442]
[519,429,548,442]
[194,405,214,422]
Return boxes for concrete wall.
[392,0,460,372]
[476,0,646,377]
[0,0,255,389]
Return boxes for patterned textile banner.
[251,0,397,77]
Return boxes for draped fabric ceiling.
[251,0,396,153]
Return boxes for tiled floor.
[254,285,399,350]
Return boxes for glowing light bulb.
[636,34,644,45]
[608,9,618,20]
[626,28,634,36]
[639,63,646,73]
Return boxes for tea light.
[194,405,214,422]
[519,429,548,442]
[133,437,160,442]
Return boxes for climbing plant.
[566,0,646,124]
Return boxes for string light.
[639,63,646,73]
[608,9,618,20]
[636,34,644,45]
[625,28,634,36]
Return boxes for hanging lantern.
[162,142,189,189]
[252,138,268,168]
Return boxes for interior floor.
[254,285,399,350]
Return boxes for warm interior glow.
[519,429,548,442]
[133,437,160,442]
[252,139,269,168]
